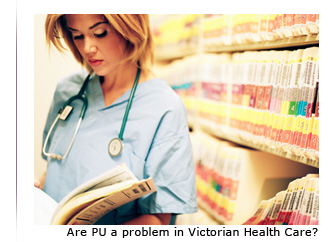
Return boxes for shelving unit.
[156,37,319,166]
[204,34,319,53]
[155,34,319,61]
[152,14,319,225]
[198,122,319,168]
[155,46,197,61]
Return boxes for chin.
[91,68,107,77]
[91,66,115,77]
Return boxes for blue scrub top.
[42,72,197,224]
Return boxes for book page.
[51,164,138,224]
[66,178,156,225]
[55,164,137,208]
[34,187,58,225]
[53,179,138,224]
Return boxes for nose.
[83,37,97,55]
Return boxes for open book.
[34,164,156,225]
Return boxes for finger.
[34,179,40,188]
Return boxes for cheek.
[73,41,86,57]
[103,33,127,56]
[102,41,126,59]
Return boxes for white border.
[11,0,331,241]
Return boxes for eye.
[95,31,107,38]
[73,35,84,40]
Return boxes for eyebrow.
[68,21,109,32]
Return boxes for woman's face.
[65,14,126,77]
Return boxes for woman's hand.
[34,177,41,188]
[34,172,46,189]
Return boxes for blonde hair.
[45,14,154,73]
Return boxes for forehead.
[65,14,106,29]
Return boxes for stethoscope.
[42,67,141,160]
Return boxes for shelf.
[155,34,319,61]
[204,34,319,53]
[155,46,198,61]
[197,120,319,168]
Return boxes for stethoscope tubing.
[43,67,141,160]
[62,93,88,119]
[42,74,90,160]
[119,67,141,141]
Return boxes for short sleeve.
[137,132,197,214]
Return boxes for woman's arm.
[121,213,171,225]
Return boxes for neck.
[100,62,144,107]
[102,62,137,91]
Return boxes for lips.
[89,59,103,66]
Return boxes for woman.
[35,14,197,225]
